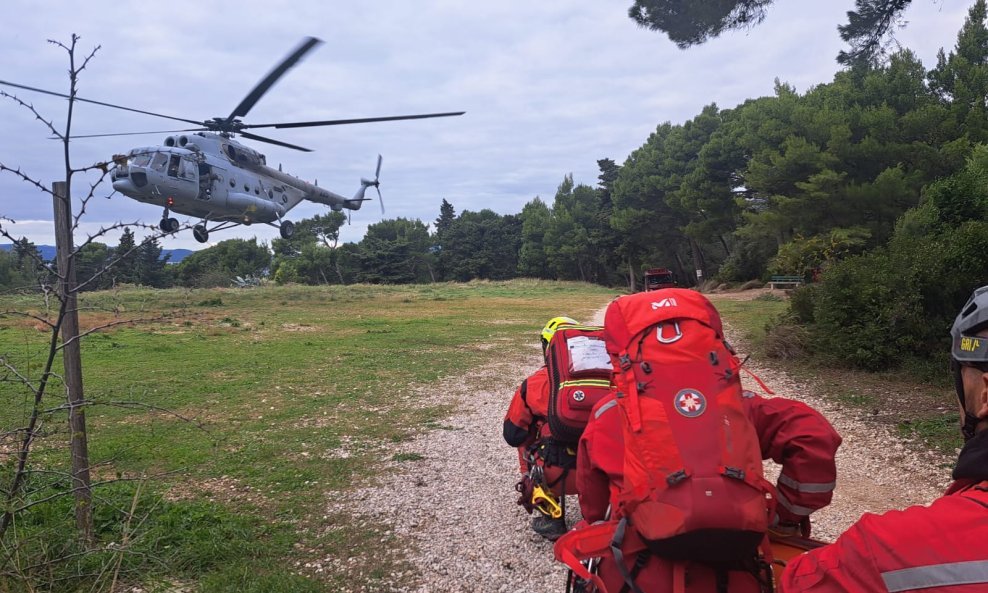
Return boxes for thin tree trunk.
[53,181,93,542]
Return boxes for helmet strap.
[954,360,980,441]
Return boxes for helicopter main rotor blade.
[0,79,205,126]
[226,36,324,123]
[66,128,208,139]
[243,111,466,130]
[238,130,313,152]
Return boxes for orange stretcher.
[769,534,828,584]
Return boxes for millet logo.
[651,298,678,310]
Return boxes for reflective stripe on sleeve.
[776,490,815,516]
[594,399,618,419]
[778,472,836,494]
[882,560,988,592]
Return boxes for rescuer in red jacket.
[503,316,580,541]
[779,285,988,592]
[576,388,842,592]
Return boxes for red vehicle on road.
[643,268,677,291]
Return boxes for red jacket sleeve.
[743,391,842,524]
[503,378,536,447]
[504,366,550,447]
[780,484,988,592]
[577,398,621,523]
[778,512,886,592]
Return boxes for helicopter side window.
[178,158,197,180]
[167,155,181,177]
[150,153,168,172]
[229,177,236,188]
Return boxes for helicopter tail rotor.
[358,154,384,215]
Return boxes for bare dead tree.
[0,35,192,549]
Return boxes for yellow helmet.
[541,316,579,347]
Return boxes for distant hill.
[0,244,193,263]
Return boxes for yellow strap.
[559,379,613,388]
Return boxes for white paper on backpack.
[567,336,612,373]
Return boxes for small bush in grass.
[754,292,783,302]
[762,321,811,360]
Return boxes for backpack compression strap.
[615,350,642,431]
[554,522,618,593]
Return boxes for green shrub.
[807,219,988,369]
[788,284,817,324]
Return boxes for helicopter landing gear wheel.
[280,220,295,239]
[193,224,209,243]
[160,217,180,233]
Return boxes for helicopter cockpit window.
[167,155,181,177]
[150,153,168,172]
[131,153,152,167]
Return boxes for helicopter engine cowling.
[224,192,286,223]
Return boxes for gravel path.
[340,299,954,592]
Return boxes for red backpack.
[555,290,775,591]
[544,325,614,444]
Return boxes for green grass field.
[0,280,617,592]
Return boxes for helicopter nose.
[111,177,140,195]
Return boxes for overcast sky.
[0,1,973,251]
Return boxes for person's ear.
[976,370,988,420]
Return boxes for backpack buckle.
[656,322,683,344]
[666,469,688,485]
[723,467,745,480]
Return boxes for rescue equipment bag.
[545,324,614,444]
[605,288,773,564]
[555,289,776,593]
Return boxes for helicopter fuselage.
[110,131,361,227]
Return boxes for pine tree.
[135,236,169,287]
[113,227,138,285]
[433,199,456,281]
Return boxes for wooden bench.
[769,275,804,290]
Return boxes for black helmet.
[951,285,988,366]
[950,285,988,441]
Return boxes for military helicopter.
[0,37,463,243]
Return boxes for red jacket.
[503,366,578,495]
[779,430,988,592]
[577,390,842,593]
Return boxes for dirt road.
[340,295,953,592]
